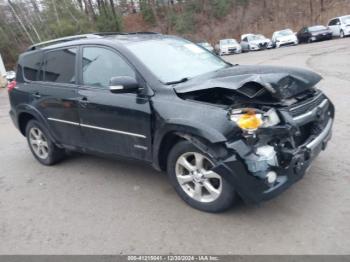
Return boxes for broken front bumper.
[213,117,333,204]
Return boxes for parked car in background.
[240,34,273,52]
[272,29,298,48]
[328,15,350,38]
[197,42,214,52]
[257,35,274,49]
[215,39,242,56]
[6,71,16,82]
[297,25,333,43]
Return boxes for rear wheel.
[26,120,65,165]
[167,141,236,213]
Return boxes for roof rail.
[27,34,102,51]
[94,31,160,36]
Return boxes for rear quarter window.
[18,51,43,82]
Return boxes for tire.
[340,30,344,38]
[25,120,65,165]
[167,140,236,213]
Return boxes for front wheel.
[167,141,236,213]
[340,30,345,38]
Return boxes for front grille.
[289,92,325,117]
[293,113,331,147]
[294,122,314,146]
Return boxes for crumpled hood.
[175,65,322,100]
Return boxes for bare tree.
[7,0,34,43]
[109,0,117,18]
[15,1,42,42]
[51,0,61,25]
[83,0,96,20]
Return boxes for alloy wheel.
[175,152,222,203]
[29,127,49,159]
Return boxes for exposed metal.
[306,119,333,150]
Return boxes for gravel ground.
[0,38,349,255]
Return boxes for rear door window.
[42,48,77,84]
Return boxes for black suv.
[8,33,334,212]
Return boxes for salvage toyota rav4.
[8,33,334,212]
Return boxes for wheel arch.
[18,112,36,136]
[16,105,58,145]
[153,124,229,171]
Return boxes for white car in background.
[197,42,214,53]
[215,39,242,56]
[6,71,16,82]
[328,15,350,38]
[240,34,273,52]
[272,29,298,48]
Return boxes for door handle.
[33,92,41,99]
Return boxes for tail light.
[7,80,16,92]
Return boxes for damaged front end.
[220,94,334,204]
[176,65,335,204]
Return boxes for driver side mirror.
[109,76,139,94]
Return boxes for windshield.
[127,38,228,83]
[276,30,293,37]
[309,25,327,31]
[257,34,266,40]
[248,35,261,41]
[220,39,237,45]
[341,16,350,24]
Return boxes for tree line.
[0,0,244,68]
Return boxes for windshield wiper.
[165,77,189,85]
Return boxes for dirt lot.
[0,39,349,255]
